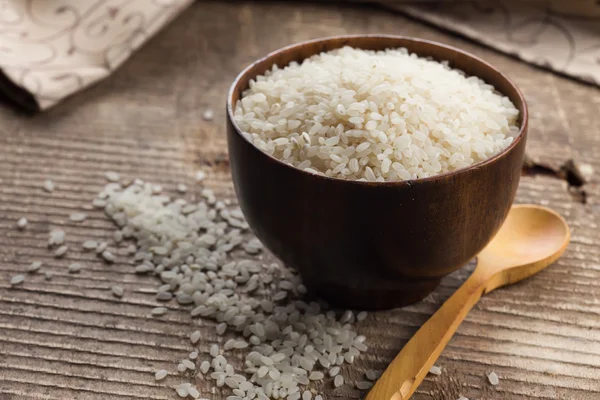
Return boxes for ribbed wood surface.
[1,2,599,399]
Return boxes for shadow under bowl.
[226,35,528,310]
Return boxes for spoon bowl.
[366,204,570,400]
[481,205,570,268]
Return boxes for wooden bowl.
[226,35,528,310]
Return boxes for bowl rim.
[226,34,528,186]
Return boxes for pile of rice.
[234,46,520,181]
[99,180,378,399]
[14,173,380,399]
[102,178,377,398]
[12,172,505,399]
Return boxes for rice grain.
[27,261,43,273]
[54,245,68,258]
[429,365,442,376]
[190,330,202,344]
[356,381,373,390]
[101,250,115,263]
[17,217,28,229]
[111,285,124,298]
[488,371,499,385]
[105,171,120,182]
[334,375,344,388]
[203,109,214,121]
[151,307,168,316]
[68,263,84,273]
[43,179,55,192]
[69,212,87,222]
[83,240,98,250]
[155,369,168,381]
[10,274,25,286]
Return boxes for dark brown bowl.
[226,35,528,310]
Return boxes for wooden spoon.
[365,204,570,400]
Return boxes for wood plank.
[1,1,598,399]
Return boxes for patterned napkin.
[0,0,193,111]
[378,0,600,87]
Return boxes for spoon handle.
[365,268,488,400]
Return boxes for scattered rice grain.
[190,330,202,344]
[356,381,373,390]
[68,262,84,273]
[54,245,68,258]
[200,361,211,374]
[82,240,98,250]
[154,369,168,381]
[101,250,115,263]
[488,371,499,385]
[334,375,344,388]
[365,369,381,381]
[43,179,55,192]
[151,307,168,316]
[48,229,65,246]
[429,365,442,376]
[309,371,324,381]
[27,261,42,273]
[105,171,120,182]
[96,242,108,254]
[111,285,124,298]
[10,274,25,286]
[188,386,200,399]
[203,109,214,121]
[176,383,189,397]
[16,217,27,229]
[69,212,87,222]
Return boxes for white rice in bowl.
[233,46,520,181]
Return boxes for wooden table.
[1,2,599,399]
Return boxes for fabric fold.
[377,0,600,87]
[0,0,193,110]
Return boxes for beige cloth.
[0,0,193,110]
[380,0,600,86]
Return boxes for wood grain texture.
[1,1,599,399]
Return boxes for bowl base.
[308,277,442,310]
